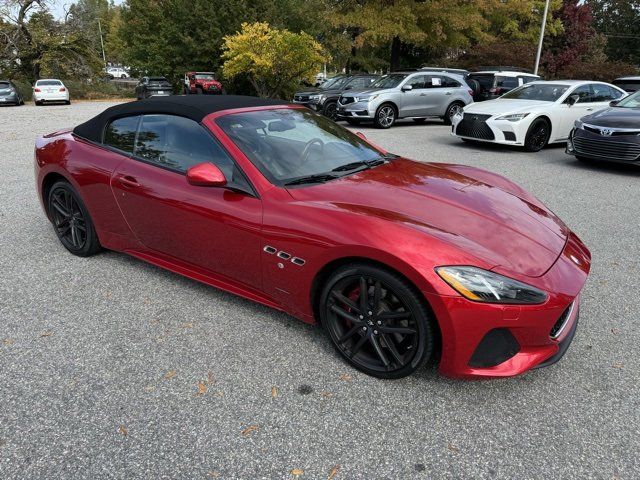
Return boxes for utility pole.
[98,19,107,68]
[533,0,550,75]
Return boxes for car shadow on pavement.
[565,157,640,177]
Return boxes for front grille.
[550,303,574,339]
[584,125,640,137]
[573,136,640,162]
[339,96,355,105]
[456,113,495,140]
[294,94,309,102]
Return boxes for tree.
[587,0,640,66]
[222,22,326,98]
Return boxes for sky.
[49,0,124,20]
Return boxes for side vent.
[263,246,277,254]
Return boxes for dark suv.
[466,70,540,101]
[293,74,379,120]
[135,77,173,99]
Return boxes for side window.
[346,77,366,90]
[570,85,594,103]
[134,114,235,175]
[104,115,140,153]
[439,76,461,88]
[520,76,536,85]
[591,84,620,102]
[425,76,444,88]
[609,86,624,99]
[405,75,426,89]
[366,77,377,86]
[496,76,518,89]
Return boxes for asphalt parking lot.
[1,101,639,479]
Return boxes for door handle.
[118,175,140,188]
[420,93,427,96]
[445,91,452,95]
[586,108,594,111]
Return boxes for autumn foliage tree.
[221,22,326,98]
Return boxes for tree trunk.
[390,36,401,72]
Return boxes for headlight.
[309,94,323,103]
[368,94,379,102]
[435,266,548,304]
[574,119,584,130]
[496,113,530,122]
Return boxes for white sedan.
[33,79,70,106]
[451,80,626,151]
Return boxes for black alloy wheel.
[323,101,338,121]
[320,264,434,379]
[48,181,101,257]
[524,118,551,152]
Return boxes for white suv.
[467,70,540,102]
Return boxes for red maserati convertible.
[34,96,591,379]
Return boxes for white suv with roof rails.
[467,70,540,102]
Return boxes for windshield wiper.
[284,173,340,186]
[331,157,388,172]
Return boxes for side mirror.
[186,162,227,187]
[401,84,413,92]
[566,94,579,106]
[609,100,620,107]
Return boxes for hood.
[464,99,552,116]
[341,88,387,97]
[288,159,569,278]
[295,88,322,96]
[581,107,640,129]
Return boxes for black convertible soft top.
[72,95,290,143]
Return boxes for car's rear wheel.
[374,104,396,129]
[323,101,338,121]
[320,263,434,379]
[524,118,551,152]
[443,102,464,125]
[47,181,102,257]
[196,87,203,95]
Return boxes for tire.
[196,87,203,95]
[35,100,41,106]
[121,74,126,79]
[65,100,71,105]
[374,103,396,129]
[443,102,464,126]
[412,118,426,124]
[524,118,551,152]
[47,181,102,257]
[319,263,435,379]
[345,119,361,126]
[323,101,338,121]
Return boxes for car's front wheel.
[524,118,551,152]
[374,104,396,129]
[443,102,464,126]
[323,101,338,121]
[320,263,435,379]
[47,181,102,257]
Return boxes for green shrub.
[8,78,136,101]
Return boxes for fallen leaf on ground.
[197,381,208,395]
[207,472,220,478]
[143,385,156,392]
[290,468,304,477]
[119,425,128,436]
[181,322,194,328]
[320,391,332,398]
[2,339,13,346]
[271,386,278,399]
[328,464,340,479]
[40,331,53,337]
[339,373,352,381]
[612,363,623,369]
[207,371,215,384]
[241,425,259,437]
[611,328,619,335]
[448,443,460,452]
[164,370,177,380]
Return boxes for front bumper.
[451,113,532,146]
[337,100,374,119]
[566,127,640,164]
[426,231,590,379]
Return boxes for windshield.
[321,76,348,90]
[500,83,569,102]
[195,74,215,80]
[370,74,407,89]
[217,108,387,186]
[616,90,640,108]
[467,74,494,92]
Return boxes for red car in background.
[34,96,590,380]
[184,71,224,95]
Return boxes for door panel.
[111,159,263,290]
[399,75,428,117]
